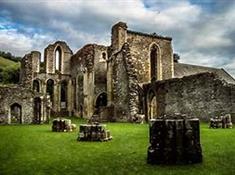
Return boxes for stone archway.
[10,103,22,124]
[149,43,162,81]
[95,92,107,109]
[33,79,40,92]
[60,80,68,109]
[34,97,41,124]
[46,79,54,103]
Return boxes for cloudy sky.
[0,0,235,76]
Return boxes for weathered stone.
[143,72,235,121]
[52,118,76,132]
[147,116,202,165]
[78,123,112,141]
[209,114,233,128]
[0,84,50,124]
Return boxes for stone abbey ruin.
[0,21,235,124]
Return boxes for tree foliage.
[0,51,21,62]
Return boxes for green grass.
[0,120,235,175]
[0,56,19,70]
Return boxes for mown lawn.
[0,120,235,175]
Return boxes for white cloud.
[0,27,53,57]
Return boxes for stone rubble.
[52,118,77,132]
[78,122,112,142]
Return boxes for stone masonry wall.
[71,44,95,118]
[111,43,140,120]
[112,50,129,120]
[44,41,73,74]
[0,85,34,124]
[127,31,173,82]
[20,53,33,88]
[33,73,72,115]
[20,51,41,88]
[94,45,108,99]
[144,72,235,121]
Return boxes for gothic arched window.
[55,47,62,71]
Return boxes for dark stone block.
[78,123,112,142]
[147,116,202,165]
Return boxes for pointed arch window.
[55,47,62,71]
[46,79,54,103]
[33,79,40,92]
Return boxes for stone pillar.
[45,47,55,74]
[67,79,73,116]
[75,76,79,114]
[41,96,44,122]
[147,117,202,165]
[83,73,88,118]
[8,107,11,124]
[107,60,113,105]
[83,71,94,118]
[54,82,60,113]
[31,51,41,73]
[111,22,127,52]
[21,106,24,124]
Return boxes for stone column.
[107,60,113,105]
[67,79,73,116]
[83,71,94,118]
[8,107,11,124]
[54,82,60,113]
[41,96,44,122]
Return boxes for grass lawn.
[0,119,235,175]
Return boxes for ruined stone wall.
[33,73,72,116]
[71,44,95,118]
[110,22,173,84]
[94,45,108,101]
[20,51,41,88]
[112,50,129,120]
[126,31,173,82]
[44,41,73,74]
[143,73,235,121]
[111,43,140,121]
[0,85,34,124]
[111,22,127,52]
[32,51,40,73]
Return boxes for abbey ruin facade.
[0,22,235,124]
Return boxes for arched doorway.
[46,79,54,103]
[10,103,22,124]
[148,90,157,119]
[33,79,40,92]
[95,92,107,109]
[55,46,62,71]
[60,80,67,109]
[34,97,41,124]
[150,45,158,81]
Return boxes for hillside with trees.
[0,51,21,84]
